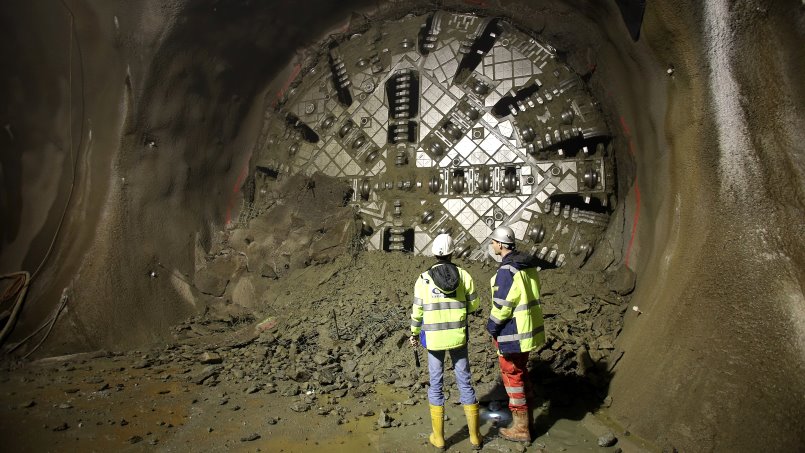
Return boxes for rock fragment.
[279,382,300,396]
[195,256,238,296]
[330,389,348,398]
[200,352,223,364]
[191,365,222,384]
[132,360,152,369]
[610,267,636,296]
[377,411,392,428]
[598,432,617,447]
[128,435,143,444]
[290,402,310,412]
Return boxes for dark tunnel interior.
[1,0,804,451]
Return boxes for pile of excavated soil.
[178,159,639,412]
[0,250,642,452]
[186,170,634,397]
[175,246,635,414]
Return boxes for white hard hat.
[490,226,515,244]
[431,234,454,256]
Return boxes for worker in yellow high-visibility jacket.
[409,234,483,450]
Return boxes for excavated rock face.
[1,1,803,452]
[193,172,357,309]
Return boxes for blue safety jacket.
[486,252,545,354]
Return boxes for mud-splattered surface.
[1,251,649,452]
[0,355,644,452]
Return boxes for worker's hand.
[409,336,418,347]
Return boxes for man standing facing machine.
[410,233,483,450]
[486,226,546,443]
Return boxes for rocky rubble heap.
[0,252,634,451]
[537,266,635,382]
[184,171,635,409]
[167,252,634,413]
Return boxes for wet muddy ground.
[2,251,653,452]
[0,350,651,453]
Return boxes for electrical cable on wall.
[0,272,30,345]
[2,0,85,356]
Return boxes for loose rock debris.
[0,249,633,451]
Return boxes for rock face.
[231,172,356,267]
[195,256,240,296]
[609,267,636,296]
[192,172,356,312]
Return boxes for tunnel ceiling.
[249,11,617,266]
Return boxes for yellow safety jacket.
[486,252,545,354]
[410,261,478,351]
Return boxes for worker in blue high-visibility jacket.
[486,226,545,443]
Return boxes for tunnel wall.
[1,0,384,351]
[1,0,136,348]
[610,1,805,451]
[2,0,804,451]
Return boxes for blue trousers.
[426,345,477,406]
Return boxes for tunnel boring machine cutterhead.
[249,11,617,268]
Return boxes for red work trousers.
[498,352,530,411]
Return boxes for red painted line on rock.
[625,179,641,268]
[619,115,631,137]
[620,116,635,155]
[274,63,302,106]
[241,60,302,224]
[620,115,640,266]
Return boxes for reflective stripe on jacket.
[486,253,545,354]
[410,263,478,351]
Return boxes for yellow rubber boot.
[428,404,446,450]
[463,403,483,450]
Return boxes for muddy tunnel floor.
[0,250,648,452]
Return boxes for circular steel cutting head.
[253,11,616,267]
